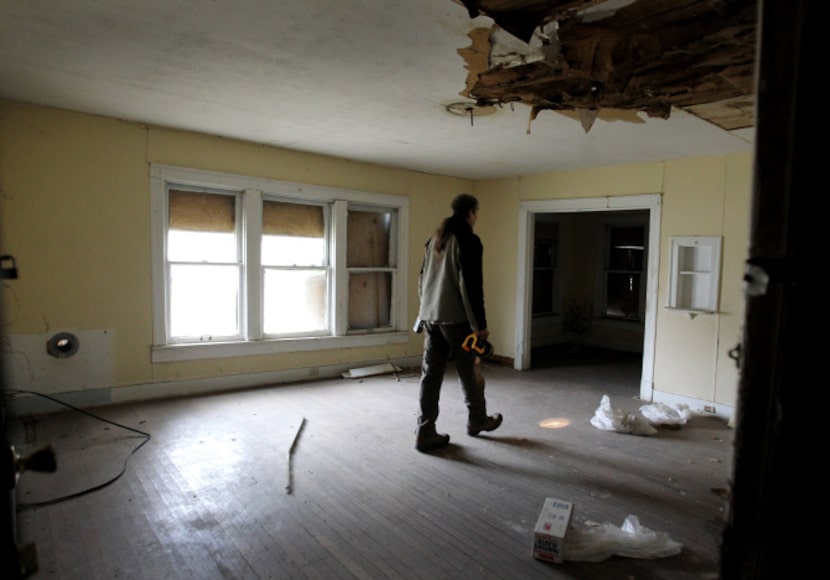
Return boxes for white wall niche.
[668,236,722,314]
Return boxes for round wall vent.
[47,332,80,358]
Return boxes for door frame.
[513,194,662,402]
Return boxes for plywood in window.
[349,272,391,330]
[347,210,390,267]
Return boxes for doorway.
[513,195,661,403]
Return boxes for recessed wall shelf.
[668,236,722,313]
[665,306,716,320]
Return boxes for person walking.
[413,193,502,452]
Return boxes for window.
[347,208,396,331]
[668,236,722,313]
[532,219,559,316]
[261,200,329,336]
[150,165,409,362]
[167,189,241,340]
[602,222,646,321]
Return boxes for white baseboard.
[651,389,735,422]
[5,355,423,417]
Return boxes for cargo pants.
[417,321,488,436]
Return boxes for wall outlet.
[703,405,716,414]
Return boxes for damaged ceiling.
[0,0,757,179]
[458,0,757,132]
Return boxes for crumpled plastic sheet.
[563,515,683,562]
[590,395,657,436]
[639,401,693,426]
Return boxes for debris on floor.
[639,401,693,428]
[563,515,682,562]
[590,395,657,436]
[532,497,573,563]
[341,363,402,379]
[285,417,306,495]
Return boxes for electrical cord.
[4,388,152,510]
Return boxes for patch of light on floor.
[539,418,571,429]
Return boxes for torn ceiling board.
[456,0,605,43]
[457,28,493,98]
[556,108,646,125]
[456,0,757,131]
[682,96,755,131]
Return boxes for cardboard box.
[532,498,573,563]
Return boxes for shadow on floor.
[530,343,642,369]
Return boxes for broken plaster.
[456,0,757,134]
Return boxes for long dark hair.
[433,193,478,254]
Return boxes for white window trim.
[150,164,409,363]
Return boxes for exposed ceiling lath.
[455,0,757,132]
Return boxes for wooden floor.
[7,346,733,579]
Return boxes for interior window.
[604,225,645,321]
[532,220,559,317]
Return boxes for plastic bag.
[639,402,693,427]
[563,515,683,562]
[590,395,657,436]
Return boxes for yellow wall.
[0,101,469,397]
[653,156,751,403]
[477,153,753,409]
[1,100,753,412]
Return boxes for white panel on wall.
[2,330,115,393]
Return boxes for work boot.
[467,413,503,436]
[416,431,450,452]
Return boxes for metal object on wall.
[46,333,80,359]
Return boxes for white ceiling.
[0,0,755,180]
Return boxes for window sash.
[345,206,396,331]
[168,263,242,341]
[166,189,242,342]
[263,267,330,336]
[348,270,393,330]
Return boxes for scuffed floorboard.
[9,348,732,579]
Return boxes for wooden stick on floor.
[285,417,306,495]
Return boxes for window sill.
[152,331,410,363]
[665,307,717,319]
